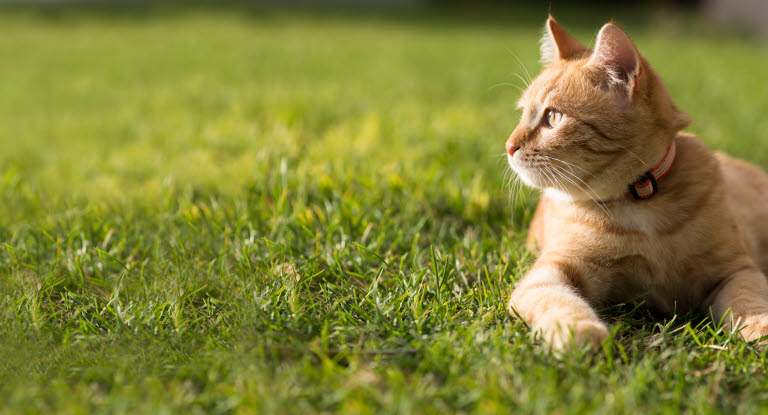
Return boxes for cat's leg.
[704,267,768,343]
[508,254,608,350]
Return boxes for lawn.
[2,4,768,414]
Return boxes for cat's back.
[716,151,768,272]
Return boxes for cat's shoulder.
[674,132,720,173]
[676,132,764,179]
[675,132,712,155]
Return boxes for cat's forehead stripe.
[529,69,566,110]
[540,70,566,100]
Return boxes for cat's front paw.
[738,315,768,343]
[544,320,609,351]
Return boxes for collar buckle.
[629,171,658,200]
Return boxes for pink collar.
[628,141,677,200]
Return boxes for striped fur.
[506,17,768,350]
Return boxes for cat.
[506,16,768,350]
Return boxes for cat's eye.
[544,109,564,128]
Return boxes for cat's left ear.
[589,23,640,98]
[540,16,587,65]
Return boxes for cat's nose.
[506,139,519,157]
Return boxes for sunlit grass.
[1,5,768,414]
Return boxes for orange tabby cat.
[506,17,768,350]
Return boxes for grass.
[2,4,768,414]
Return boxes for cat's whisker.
[547,166,590,211]
[545,158,607,204]
[541,155,596,179]
[549,164,615,220]
[548,164,598,199]
[504,167,530,220]
[502,165,517,208]
[504,167,515,193]
[489,82,525,93]
[544,164,579,212]
[549,165,591,201]
[511,175,523,213]
[612,142,649,168]
[507,49,534,86]
[539,165,559,193]
[507,173,515,202]
[497,153,516,199]
[511,73,531,90]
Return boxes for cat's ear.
[589,23,640,96]
[540,16,586,65]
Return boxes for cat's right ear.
[588,23,640,95]
[540,16,586,65]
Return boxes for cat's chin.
[512,168,547,190]
[509,157,544,188]
[513,168,573,200]
[510,160,569,195]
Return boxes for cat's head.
[506,17,690,202]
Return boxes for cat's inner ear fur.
[540,16,587,65]
[589,23,640,97]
